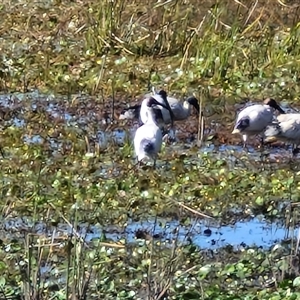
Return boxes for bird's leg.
[288,147,298,164]
[134,156,142,170]
[292,146,300,157]
[242,134,248,151]
[153,159,156,169]
[259,136,266,152]
[260,136,264,147]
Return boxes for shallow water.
[19,125,298,164]
[0,90,297,160]
[91,217,297,249]
[1,215,297,249]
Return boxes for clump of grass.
[0,0,300,101]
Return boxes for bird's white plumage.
[265,114,300,147]
[277,119,300,141]
[163,97,193,121]
[134,97,170,166]
[232,98,285,146]
[140,93,171,124]
[276,113,300,123]
[134,119,162,163]
[235,104,273,133]
[139,93,198,125]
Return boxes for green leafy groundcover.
[1,113,300,299]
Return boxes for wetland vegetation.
[1,0,300,299]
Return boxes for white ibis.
[120,92,199,125]
[265,113,300,155]
[232,98,285,147]
[134,96,173,167]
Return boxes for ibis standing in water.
[232,98,285,147]
[140,90,174,126]
[149,93,199,125]
[265,113,300,156]
[134,96,173,167]
[120,92,199,125]
[169,95,199,120]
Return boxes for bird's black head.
[235,117,250,131]
[156,90,175,125]
[147,97,160,107]
[147,96,169,111]
[187,96,200,112]
[157,90,167,100]
[146,97,173,121]
[264,98,285,114]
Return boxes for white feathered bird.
[134,96,173,167]
[276,113,300,123]
[265,113,300,155]
[147,92,199,124]
[119,104,140,120]
[232,98,285,147]
[120,92,199,125]
[139,90,174,126]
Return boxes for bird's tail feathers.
[264,123,282,142]
[141,139,155,153]
[265,123,281,136]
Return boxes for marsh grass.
[16,212,300,299]
[0,0,300,101]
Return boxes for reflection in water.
[1,216,296,249]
